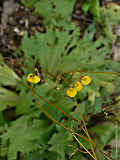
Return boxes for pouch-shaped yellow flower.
[27,73,40,84]
[66,87,77,98]
[81,76,91,85]
[74,81,83,91]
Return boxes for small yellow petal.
[66,87,77,98]
[27,73,40,84]
[32,75,41,84]
[27,73,34,82]
[81,76,91,85]
[74,81,83,91]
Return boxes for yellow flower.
[81,76,91,85]
[66,87,77,98]
[74,81,83,91]
[27,73,40,84]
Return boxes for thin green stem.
[74,98,98,160]
[72,132,97,160]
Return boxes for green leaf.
[93,97,102,114]
[0,112,5,125]
[34,0,53,22]
[101,3,120,39]
[21,23,80,76]
[82,0,90,13]
[0,55,20,86]
[48,132,71,159]
[35,80,74,121]
[53,0,75,19]
[34,0,75,23]
[16,88,34,115]
[21,0,36,7]
[0,87,18,111]
[89,122,116,148]
[24,151,58,160]
[82,0,101,21]
[1,116,53,160]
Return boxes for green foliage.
[89,122,117,148]
[101,3,120,39]
[0,87,18,111]
[21,23,114,75]
[24,151,59,160]
[21,21,120,120]
[22,0,75,25]
[0,115,54,160]
[82,0,120,40]
[21,23,80,76]
[35,80,74,121]
[21,0,36,7]
[82,0,101,21]
[0,55,20,86]
[48,132,71,159]
[0,55,20,111]
[0,0,120,160]
[18,19,120,159]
